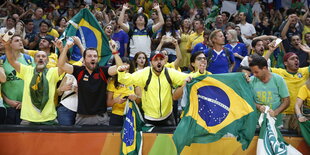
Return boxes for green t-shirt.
[250,73,289,126]
[1,54,34,108]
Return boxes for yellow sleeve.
[270,67,281,74]
[107,79,116,92]
[47,29,59,38]
[27,50,38,57]
[117,68,148,87]
[168,68,189,86]
[186,35,193,50]
[47,67,61,82]
[16,64,33,80]
[297,85,309,101]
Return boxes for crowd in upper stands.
[0,0,309,137]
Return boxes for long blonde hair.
[227,29,238,43]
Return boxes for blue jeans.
[57,105,76,126]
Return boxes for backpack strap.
[144,68,152,91]
[164,67,173,89]
[99,67,108,83]
[23,54,32,65]
[223,47,232,67]
[77,70,85,83]
[206,48,213,68]
[0,54,32,65]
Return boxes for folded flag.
[121,100,153,155]
[173,73,257,154]
[59,8,111,66]
[257,106,302,155]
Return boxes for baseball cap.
[40,35,55,44]
[150,50,165,61]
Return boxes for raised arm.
[152,3,164,32]
[301,9,309,25]
[118,3,130,33]
[281,15,295,40]
[264,40,278,60]
[117,65,145,87]
[108,40,123,76]
[57,42,74,75]
[3,40,20,73]
[253,35,277,41]
[172,38,182,70]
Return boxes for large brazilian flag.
[173,73,257,154]
[59,8,111,66]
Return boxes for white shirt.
[241,56,271,68]
[237,22,256,46]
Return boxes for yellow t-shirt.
[27,50,58,69]
[271,66,310,114]
[16,64,61,122]
[190,70,212,78]
[187,32,204,51]
[107,79,135,116]
[297,85,310,107]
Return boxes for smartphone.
[66,76,73,84]
[2,31,14,42]
[66,37,74,46]
[274,38,282,47]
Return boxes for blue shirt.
[112,30,129,57]
[204,48,235,74]
[224,43,248,72]
[192,42,208,54]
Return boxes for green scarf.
[29,68,49,111]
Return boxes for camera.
[2,30,14,42]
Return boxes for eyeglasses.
[196,57,207,61]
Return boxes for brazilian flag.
[59,8,111,66]
[299,121,310,146]
[121,101,153,155]
[173,73,257,154]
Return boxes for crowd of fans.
[0,0,309,139]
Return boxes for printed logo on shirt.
[7,70,21,81]
[83,75,89,81]
[297,73,303,78]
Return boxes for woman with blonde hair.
[224,29,248,72]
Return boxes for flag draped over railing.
[173,73,257,154]
[299,121,310,146]
[257,106,302,155]
[59,8,111,66]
